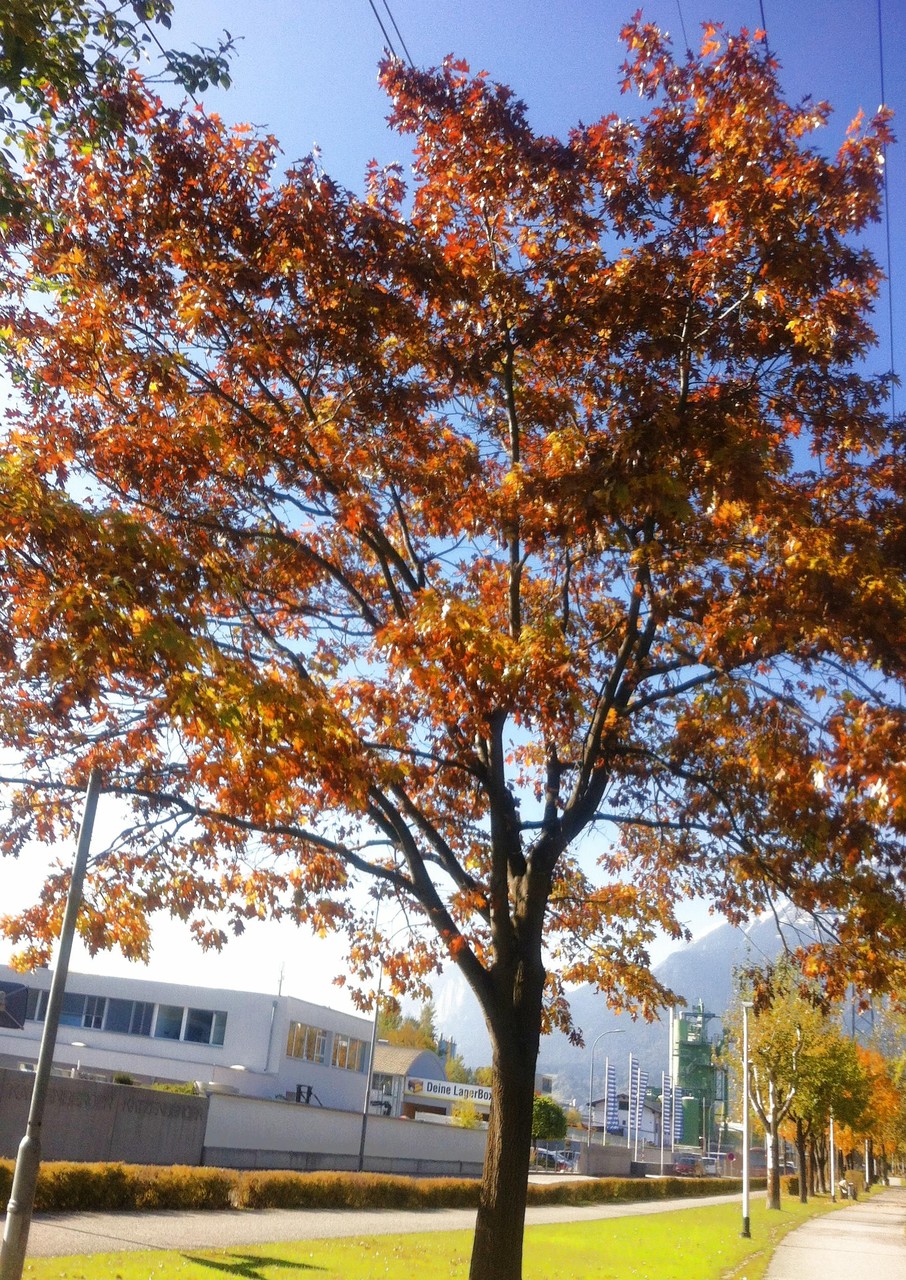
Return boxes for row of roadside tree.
[723,960,906,1209]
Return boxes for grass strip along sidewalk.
[21,1195,842,1280]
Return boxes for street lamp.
[586,1029,626,1164]
[741,1001,753,1239]
[0,769,102,1280]
[830,1110,836,1202]
[357,909,416,1173]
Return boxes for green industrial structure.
[671,1000,726,1153]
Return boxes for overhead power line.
[366,0,414,67]
[367,0,397,57]
[381,0,414,66]
[674,0,690,53]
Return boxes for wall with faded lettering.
[0,1068,207,1165]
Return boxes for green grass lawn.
[22,1195,842,1280]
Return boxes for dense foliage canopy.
[1,18,904,1279]
[0,1,232,218]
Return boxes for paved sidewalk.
[16,1192,740,1258]
[765,1186,906,1280]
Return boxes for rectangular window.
[184,1008,213,1043]
[286,1021,326,1063]
[153,1003,184,1040]
[184,1007,228,1045]
[104,998,132,1034]
[59,992,85,1027]
[131,1001,154,1036]
[82,995,106,1030]
[106,998,153,1036]
[331,1033,365,1072]
[26,989,47,1022]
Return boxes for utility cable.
[367,0,398,58]
[674,0,690,53]
[381,0,414,66]
[757,0,771,55]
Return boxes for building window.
[153,1004,185,1040]
[58,992,85,1027]
[286,1021,327,1063]
[370,1071,397,1115]
[105,998,154,1036]
[184,1007,227,1046]
[19,987,226,1044]
[82,995,106,1030]
[331,1033,365,1072]
[26,989,48,1022]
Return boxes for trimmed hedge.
[234,1171,480,1211]
[0,1160,233,1212]
[524,1175,764,1208]
[0,1158,766,1214]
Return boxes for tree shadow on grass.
[182,1251,327,1277]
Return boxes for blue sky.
[5,1,904,1013]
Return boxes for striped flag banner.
[605,1063,619,1132]
[627,1054,637,1147]
[635,1068,649,1135]
[673,1086,685,1142]
[661,1073,673,1140]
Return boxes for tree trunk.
[468,1007,541,1280]
[766,1115,782,1210]
[795,1118,808,1204]
[815,1133,828,1193]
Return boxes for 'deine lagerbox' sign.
[405,1076,492,1106]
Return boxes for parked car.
[673,1153,702,1176]
[533,1147,577,1171]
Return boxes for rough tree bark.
[795,1117,809,1203]
[471,1019,541,1280]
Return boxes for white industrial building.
[0,963,375,1112]
[0,965,493,1125]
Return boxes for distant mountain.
[432,913,795,1103]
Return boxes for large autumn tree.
[1,20,905,1280]
[0,1,232,220]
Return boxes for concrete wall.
[0,1069,207,1165]
[202,1092,487,1177]
[577,1144,633,1177]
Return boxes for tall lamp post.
[830,1110,836,1202]
[586,1029,625,1166]
[1,769,102,1280]
[357,912,415,1173]
[741,1001,753,1239]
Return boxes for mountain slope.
[433,914,792,1101]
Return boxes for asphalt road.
[19,1191,741,1258]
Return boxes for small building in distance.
[370,1042,492,1123]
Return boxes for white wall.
[202,1092,488,1176]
